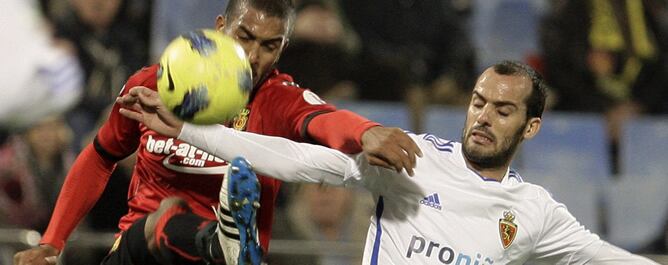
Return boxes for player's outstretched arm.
[118,87,423,176]
[118,92,362,184]
[177,123,361,185]
[531,194,659,264]
[307,112,422,176]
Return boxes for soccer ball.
[157,29,252,125]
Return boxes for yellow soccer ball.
[157,29,251,124]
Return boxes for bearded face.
[461,120,525,169]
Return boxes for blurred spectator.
[0,115,74,231]
[541,0,668,172]
[470,0,549,72]
[150,0,229,62]
[340,0,475,131]
[46,0,151,150]
[268,183,373,265]
[0,0,83,134]
[278,0,359,100]
[340,0,475,105]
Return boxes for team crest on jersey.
[232,108,250,131]
[499,211,518,249]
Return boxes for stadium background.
[1,0,667,264]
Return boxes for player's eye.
[237,34,251,42]
[263,42,279,52]
[472,99,484,108]
[498,108,512,117]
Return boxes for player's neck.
[466,161,509,182]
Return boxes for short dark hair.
[493,60,547,119]
[224,0,296,36]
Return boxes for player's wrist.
[39,237,64,252]
[359,124,383,146]
[37,243,61,254]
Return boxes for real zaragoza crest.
[499,211,518,249]
[232,108,250,131]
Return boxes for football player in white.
[118,61,657,264]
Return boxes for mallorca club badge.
[499,211,518,249]
[232,108,250,131]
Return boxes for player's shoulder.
[122,64,159,95]
[508,175,556,203]
[257,70,327,104]
[261,70,304,93]
[408,132,459,154]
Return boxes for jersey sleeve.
[260,83,336,139]
[307,110,381,153]
[530,189,657,264]
[260,81,380,152]
[178,123,363,186]
[39,66,156,250]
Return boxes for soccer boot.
[214,156,262,265]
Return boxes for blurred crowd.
[2,0,668,263]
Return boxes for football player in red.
[14,0,421,265]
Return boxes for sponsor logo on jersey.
[232,108,250,131]
[419,193,442,210]
[499,211,518,249]
[406,235,494,265]
[145,135,229,174]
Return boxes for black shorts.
[100,234,160,265]
[99,216,160,265]
[99,215,216,265]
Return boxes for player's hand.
[13,245,59,265]
[361,126,422,176]
[116,86,184,138]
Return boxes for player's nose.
[476,106,492,126]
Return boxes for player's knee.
[144,197,190,260]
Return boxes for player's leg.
[145,157,264,265]
[100,198,224,265]
[213,157,263,265]
[101,156,262,265]
[100,217,160,265]
[144,197,221,265]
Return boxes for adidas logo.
[419,193,442,210]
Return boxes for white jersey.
[0,0,82,128]
[178,124,657,265]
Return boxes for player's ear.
[215,15,226,31]
[523,117,541,140]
